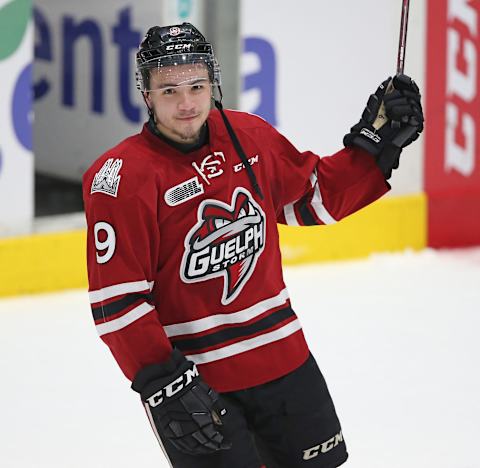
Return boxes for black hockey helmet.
[137,23,262,199]
[136,23,221,92]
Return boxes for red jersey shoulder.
[208,109,295,168]
[83,133,156,201]
[209,109,274,133]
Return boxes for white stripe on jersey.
[96,302,155,336]
[186,318,302,365]
[310,170,337,225]
[282,170,336,226]
[163,288,290,338]
[283,202,300,226]
[89,280,154,304]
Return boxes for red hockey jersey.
[83,109,389,392]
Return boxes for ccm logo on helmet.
[146,365,199,407]
[302,431,344,460]
[166,43,193,52]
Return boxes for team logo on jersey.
[91,158,123,197]
[180,188,266,305]
[192,151,226,185]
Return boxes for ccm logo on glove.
[146,364,199,407]
[132,349,231,455]
[360,128,381,143]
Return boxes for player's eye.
[161,87,175,96]
[191,84,205,92]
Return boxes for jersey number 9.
[94,222,116,264]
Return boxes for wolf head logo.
[181,188,266,305]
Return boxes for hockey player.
[83,23,423,467]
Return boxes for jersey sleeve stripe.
[171,306,295,352]
[163,288,290,337]
[186,319,302,365]
[282,169,338,226]
[310,170,337,225]
[91,292,153,321]
[89,280,154,304]
[283,203,299,226]
[298,192,318,226]
[96,302,155,336]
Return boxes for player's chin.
[175,126,200,143]
[178,121,203,139]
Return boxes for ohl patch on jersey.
[180,188,266,305]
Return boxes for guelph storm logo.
[181,188,266,305]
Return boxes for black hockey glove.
[132,349,231,455]
[344,74,424,179]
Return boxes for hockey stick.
[374,0,414,177]
[373,0,411,131]
[397,0,411,75]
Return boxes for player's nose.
[177,89,195,111]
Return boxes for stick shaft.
[397,0,411,75]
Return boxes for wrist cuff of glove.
[131,349,189,394]
[344,131,382,157]
[376,144,402,180]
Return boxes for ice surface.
[1,248,479,468]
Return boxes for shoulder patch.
[91,158,123,197]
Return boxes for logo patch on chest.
[165,176,204,206]
[192,151,226,185]
[180,188,266,305]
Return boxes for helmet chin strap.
[141,84,264,200]
[213,85,264,201]
[142,92,155,120]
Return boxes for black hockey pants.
[154,353,348,468]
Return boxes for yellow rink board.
[279,193,427,264]
[0,193,426,298]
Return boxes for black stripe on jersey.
[172,307,296,353]
[298,192,318,226]
[91,293,153,321]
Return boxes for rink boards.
[0,193,426,297]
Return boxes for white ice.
[1,248,479,468]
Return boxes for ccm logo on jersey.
[302,431,344,460]
[91,158,123,197]
[233,155,260,173]
[181,188,266,305]
[146,365,199,408]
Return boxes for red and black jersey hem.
[171,306,296,353]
